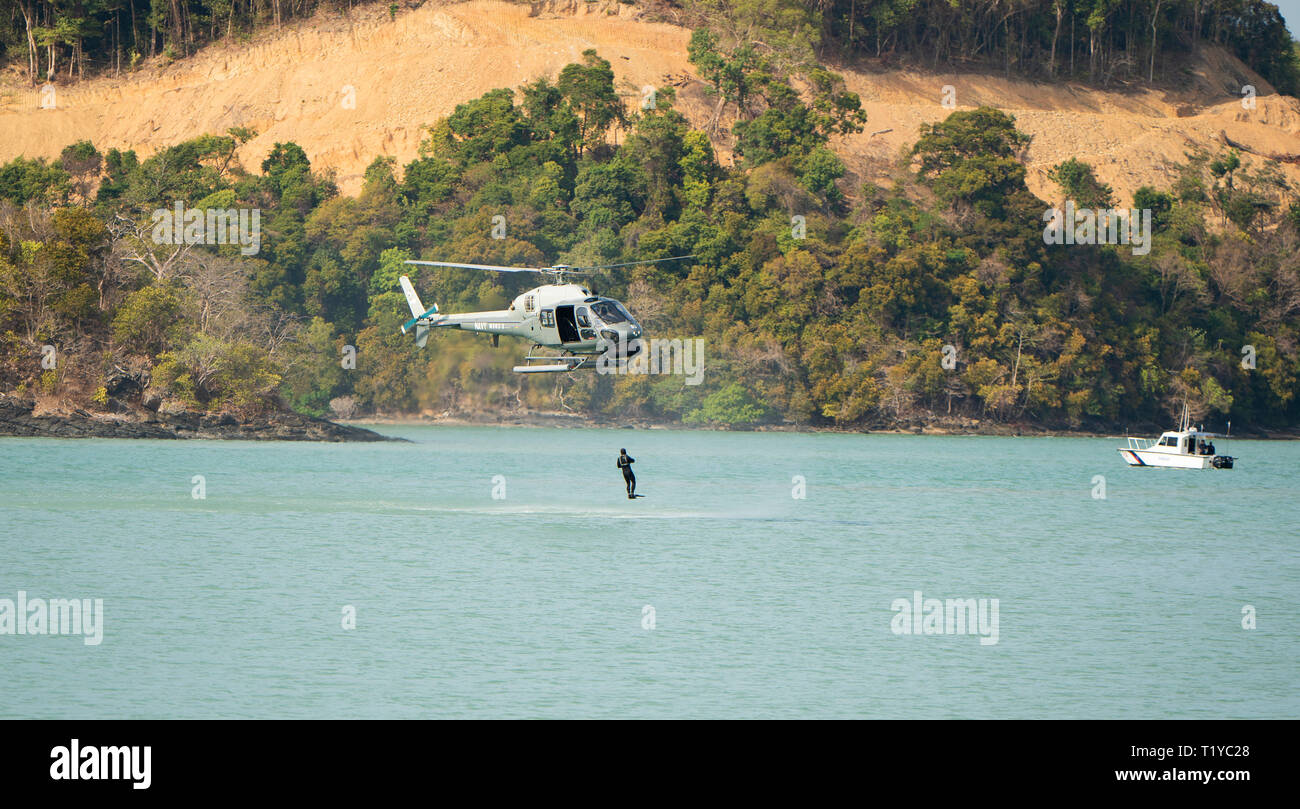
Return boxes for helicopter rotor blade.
[404,260,596,277]
[572,254,697,272]
[404,260,544,274]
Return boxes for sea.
[1,426,1296,718]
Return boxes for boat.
[1117,404,1235,469]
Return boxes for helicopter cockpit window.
[590,300,630,324]
[576,307,590,328]
[540,310,554,327]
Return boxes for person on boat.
[617,449,636,498]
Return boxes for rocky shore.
[346,408,1296,439]
[0,395,393,442]
[5,394,1292,441]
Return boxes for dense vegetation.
[811,0,1300,92]
[1,1,1297,429]
[2,0,1298,92]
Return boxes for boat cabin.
[1145,430,1218,456]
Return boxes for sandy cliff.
[2,0,1298,203]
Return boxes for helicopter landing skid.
[512,345,596,374]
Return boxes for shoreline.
[5,394,1293,441]
[341,410,1300,440]
[0,395,395,442]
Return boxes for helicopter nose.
[602,325,634,339]
[600,327,642,357]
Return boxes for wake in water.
[389,501,874,527]
[403,502,700,520]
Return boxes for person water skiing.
[617,448,636,498]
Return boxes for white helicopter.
[397,256,693,373]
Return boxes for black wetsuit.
[617,454,636,497]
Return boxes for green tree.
[1049,157,1114,209]
[112,284,184,355]
[684,382,771,426]
[912,107,1032,219]
[556,49,626,154]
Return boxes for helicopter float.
[397,256,693,373]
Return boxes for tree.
[1048,158,1114,209]
[556,50,625,155]
[426,89,530,167]
[112,283,184,354]
[58,142,103,205]
[684,382,771,425]
[0,157,71,206]
[912,107,1032,219]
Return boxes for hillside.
[2,0,1298,203]
[1,0,1298,435]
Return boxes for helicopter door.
[555,305,580,343]
[576,306,596,341]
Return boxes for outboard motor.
[1211,455,1234,469]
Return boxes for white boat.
[1118,405,1235,469]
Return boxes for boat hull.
[1117,449,1212,468]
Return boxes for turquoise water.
[1,426,1296,718]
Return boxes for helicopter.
[397,256,694,373]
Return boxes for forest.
[1,0,1297,92]
[0,0,1298,430]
